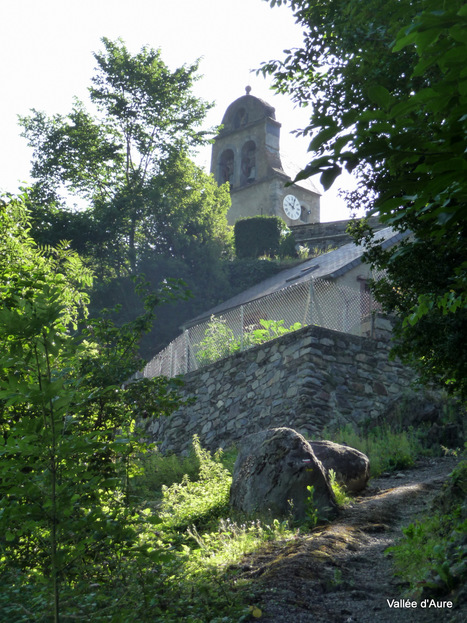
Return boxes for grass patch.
[158,437,232,531]
[131,439,238,500]
[1,436,273,622]
[139,437,297,622]
[323,423,423,477]
[386,459,467,600]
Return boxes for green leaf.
[308,124,339,151]
[392,30,418,53]
[412,27,441,53]
[320,165,342,191]
[367,85,394,109]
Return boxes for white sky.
[1,0,357,221]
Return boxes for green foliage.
[17,38,238,366]
[328,469,352,507]
[159,436,232,531]
[132,442,240,508]
[195,316,303,365]
[234,215,287,259]
[19,38,231,277]
[304,485,319,528]
[387,461,467,598]
[326,424,422,478]
[130,438,295,622]
[353,221,467,398]
[18,38,235,365]
[195,315,241,365]
[0,193,186,622]
[124,440,299,621]
[263,0,467,397]
[132,449,203,499]
[243,318,303,347]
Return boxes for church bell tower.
[210,87,320,226]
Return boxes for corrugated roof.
[183,226,408,328]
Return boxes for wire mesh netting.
[142,277,382,379]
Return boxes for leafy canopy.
[19,38,234,360]
[19,37,225,275]
[263,0,467,396]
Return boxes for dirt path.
[237,456,465,622]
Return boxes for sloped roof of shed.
[183,226,408,328]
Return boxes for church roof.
[182,226,409,328]
[219,87,277,134]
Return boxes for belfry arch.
[218,149,235,186]
[240,141,256,185]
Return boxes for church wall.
[142,324,428,455]
[286,184,320,226]
[228,180,278,224]
[228,179,320,226]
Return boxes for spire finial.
[245,85,252,95]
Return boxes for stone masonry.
[143,324,428,455]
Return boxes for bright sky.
[1,0,357,221]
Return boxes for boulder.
[310,440,370,493]
[230,427,337,522]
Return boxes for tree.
[19,38,234,360]
[137,151,232,265]
[0,192,184,620]
[263,0,467,396]
[19,37,221,275]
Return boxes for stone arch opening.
[240,140,256,185]
[233,107,248,129]
[218,149,235,186]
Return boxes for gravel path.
[239,456,465,622]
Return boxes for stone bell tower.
[210,87,320,226]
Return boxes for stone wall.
[292,216,384,252]
[143,323,430,455]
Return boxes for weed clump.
[329,469,352,507]
[324,424,423,477]
[387,460,467,603]
[160,436,232,531]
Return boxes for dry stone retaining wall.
[144,324,423,455]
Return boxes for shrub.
[279,231,299,258]
[243,318,303,347]
[131,448,202,500]
[329,469,352,507]
[195,316,303,365]
[195,315,241,365]
[234,215,285,259]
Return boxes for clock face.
[283,194,301,220]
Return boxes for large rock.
[230,427,337,522]
[309,440,370,493]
